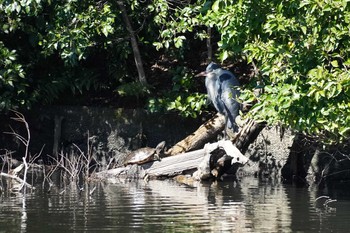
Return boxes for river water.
[1,177,350,233]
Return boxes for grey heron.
[197,62,241,136]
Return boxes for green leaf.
[331,60,339,67]
[339,127,350,136]
[212,1,220,12]
[220,50,229,61]
[301,26,307,35]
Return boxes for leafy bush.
[239,0,350,144]
[0,42,28,110]
[152,0,350,144]
[0,0,136,110]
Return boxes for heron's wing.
[206,75,224,113]
[217,72,240,131]
[218,70,240,86]
[214,76,225,113]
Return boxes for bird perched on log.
[196,62,241,137]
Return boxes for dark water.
[1,177,350,233]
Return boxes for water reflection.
[1,177,350,232]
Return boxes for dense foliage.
[1,0,350,144]
[152,0,350,144]
[0,0,153,109]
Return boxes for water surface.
[1,177,349,232]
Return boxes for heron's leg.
[223,115,229,140]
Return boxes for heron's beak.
[195,71,207,77]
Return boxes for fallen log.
[93,140,248,181]
[165,113,265,156]
[166,113,225,155]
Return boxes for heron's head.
[195,62,221,77]
[206,62,220,73]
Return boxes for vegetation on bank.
[1,0,350,145]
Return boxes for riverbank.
[1,106,350,185]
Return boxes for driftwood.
[94,140,248,181]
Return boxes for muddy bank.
[1,106,350,184]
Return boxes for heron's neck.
[205,74,217,98]
[205,72,217,81]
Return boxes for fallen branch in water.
[0,171,36,190]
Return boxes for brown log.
[166,112,265,156]
[166,113,225,155]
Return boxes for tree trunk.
[207,26,213,62]
[116,1,147,85]
[53,115,63,157]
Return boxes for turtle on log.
[124,141,166,166]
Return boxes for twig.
[324,199,337,207]
[89,186,96,196]
[315,195,330,202]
